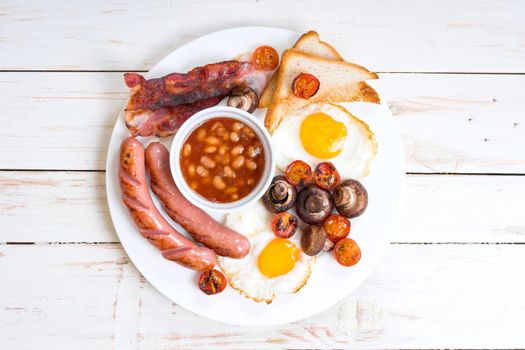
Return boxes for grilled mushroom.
[301,225,326,256]
[263,175,297,213]
[227,86,258,113]
[333,179,368,218]
[295,184,334,224]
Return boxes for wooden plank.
[2,171,524,243]
[0,171,116,243]
[1,243,524,349]
[1,1,524,72]
[0,72,126,171]
[380,73,525,174]
[401,174,525,243]
[1,72,524,173]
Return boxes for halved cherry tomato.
[252,45,279,71]
[323,214,351,243]
[272,212,299,238]
[198,269,227,295]
[285,160,313,187]
[314,162,340,190]
[334,238,361,267]
[292,73,320,99]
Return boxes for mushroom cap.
[301,225,326,256]
[295,184,334,224]
[262,175,297,213]
[227,85,258,113]
[333,179,368,218]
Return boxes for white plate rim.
[105,26,406,326]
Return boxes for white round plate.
[106,27,405,326]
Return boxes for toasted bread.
[259,31,343,108]
[264,49,379,133]
[293,30,343,60]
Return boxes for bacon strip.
[125,96,224,137]
[123,56,273,137]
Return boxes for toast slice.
[259,31,343,108]
[264,49,380,133]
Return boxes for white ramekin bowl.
[170,106,275,213]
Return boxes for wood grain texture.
[0,171,115,243]
[1,2,524,348]
[0,72,125,171]
[1,72,524,173]
[1,244,524,349]
[379,73,525,174]
[2,171,524,243]
[1,1,524,72]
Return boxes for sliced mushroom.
[333,179,368,218]
[295,184,334,224]
[323,239,335,252]
[227,86,258,113]
[263,175,297,213]
[301,225,326,256]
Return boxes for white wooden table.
[1,1,525,349]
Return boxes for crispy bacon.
[123,54,274,137]
[125,97,224,137]
[124,61,251,110]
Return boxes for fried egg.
[219,201,315,303]
[272,103,377,179]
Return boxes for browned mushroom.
[295,184,334,224]
[262,175,297,213]
[333,179,368,218]
[227,85,258,113]
[301,225,326,256]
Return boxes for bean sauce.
[180,118,265,203]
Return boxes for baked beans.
[180,118,265,203]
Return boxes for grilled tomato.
[272,212,300,238]
[198,269,227,295]
[292,73,320,99]
[323,214,351,243]
[253,45,279,71]
[314,162,341,190]
[285,160,313,187]
[334,238,361,267]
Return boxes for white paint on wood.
[1,171,524,243]
[378,73,525,173]
[0,171,116,242]
[1,1,524,72]
[401,175,525,243]
[1,4,524,348]
[0,72,126,170]
[1,72,524,173]
[0,244,524,349]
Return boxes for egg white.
[272,103,377,180]
[219,201,315,303]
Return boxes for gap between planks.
[1,169,525,176]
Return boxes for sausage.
[145,142,251,258]
[118,137,217,271]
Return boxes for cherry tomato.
[323,214,351,243]
[252,45,279,71]
[272,212,299,238]
[285,160,313,187]
[198,269,227,295]
[292,73,320,99]
[314,162,341,190]
[334,238,361,267]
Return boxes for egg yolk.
[300,112,347,159]
[258,238,300,278]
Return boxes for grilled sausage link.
[119,137,217,271]
[145,142,250,258]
